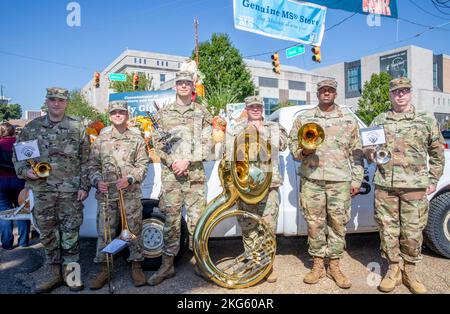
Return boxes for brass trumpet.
[298,122,325,150]
[28,160,52,178]
[102,156,137,242]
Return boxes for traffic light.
[271,52,281,74]
[94,72,100,88]
[311,46,321,63]
[133,73,139,90]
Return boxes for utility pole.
[194,17,199,66]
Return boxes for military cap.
[317,79,337,91]
[175,71,194,82]
[244,95,264,107]
[389,77,412,92]
[46,87,69,100]
[108,100,128,113]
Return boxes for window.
[157,61,160,66]
[289,100,306,106]
[134,58,137,63]
[144,59,147,64]
[178,63,180,68]
[160,74,166,83]
[433,62,438,89]
[347,67,361,92]
[258,77,278,88]
[166,61,169,66]
[139,58,142,64]
[288,81,306,91]
[263,97,278,116]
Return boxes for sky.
[0,0,449,112]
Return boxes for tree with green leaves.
[198,85,239,116]
[110,73,152,93]
[193,33,255,114]
[356,72,393,125]
[0,103,22,121]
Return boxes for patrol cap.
[175,71,194,82]
[389,77,412,92]
[317,79,337,91]
[46,87,69,100]
[244,95,263,107]
[108,100,128,114]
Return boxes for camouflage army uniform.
[88,124,149,263]
[227,118,288,251]
[13,106,90,265]
[153,99,212,256]
[369,105,444,264]
[289,104,364,259]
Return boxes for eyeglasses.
[392,88,411,95]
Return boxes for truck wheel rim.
[141,218,164,258]
[444,211,450,242]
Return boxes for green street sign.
[108,73,127,81]
[286,45,305,58]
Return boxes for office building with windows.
[82,49,330,115]
[314,45,450,127]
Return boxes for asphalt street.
[1,233,449,294]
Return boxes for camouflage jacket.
[88,126,149,199]
[225,121,288,188]
[289,105,364,187]
[369,105,444,188]
[13,114,90,192]
[153,101,213,182]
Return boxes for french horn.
[193,125,276,289]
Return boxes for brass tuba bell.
[28,160,52,178]
[193,125,276,289]
[298,122,325,150]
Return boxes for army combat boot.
[327,258,351,289]
[34,264,64,294]
[131,261,146,287]
[147,254,175,286]
[378,263,401,293]
[89,263,109,290]
[402,262,427,294]
[303,257,326,284]
[265,267,278,283]
[63,264,84,292]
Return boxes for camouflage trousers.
[300,178,351,259]
[159,178,206,256]
[94,194,143,263]
[374,186,428,264]
[32,191,83,265]
[237,188,279,252]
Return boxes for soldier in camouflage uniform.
[289,79,364,289]
[225,96,287,283]
[147,71,213,286]
[365,77,444,294]
[12,87,90,293]
[87,100,149,289]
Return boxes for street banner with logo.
[109,90,176,117]
[233,0,327,46]
[296,0,398,18]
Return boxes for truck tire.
[141,199,189,270]
[424,192,450,258]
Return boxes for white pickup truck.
[70,105,450,267]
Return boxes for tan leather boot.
[89,263,109,290]
[378,263,401,293]
[131,261,146,287]
[402,262,427,294]
[265,267,278,283]
[303,257,326,284]
[34,264,63,294]
[327,258,351,289]
[63,264,84,292]
[147,254,175,286]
